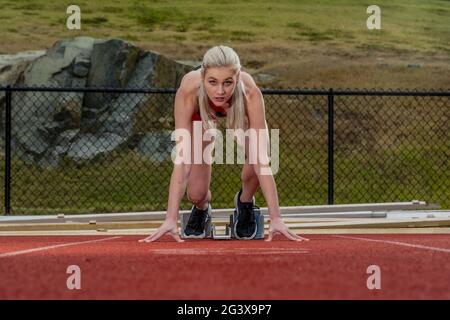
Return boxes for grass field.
[0,92,448,214]
[1,142,448,215]
[0,1,448,214]
[0,0,449,88]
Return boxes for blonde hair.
[198,45,247,131]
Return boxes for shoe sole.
[233,191,257,240]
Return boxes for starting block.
[180,207,265,240]
[212,224,232,240]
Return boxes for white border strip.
[334,235,450,253]
[0,236,122,258]
[0,201,439,224]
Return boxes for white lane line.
[0,236,122,258]
[149,248,309,255]
[334,235,450,254]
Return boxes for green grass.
[0,140,447,215]
[0,0,448,214]
[0,0,448,53]
[1,93,448,215]
[83,16,108,25]
[333,145,450,205]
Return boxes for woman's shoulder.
[179,70,202,97]
[240,71,259,97]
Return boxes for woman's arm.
[139,74,196,242]
[245,86,281,220]
[165,83,196,222]
[245,82,309,242]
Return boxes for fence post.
[327,88,334,205]
[4,85,11,215]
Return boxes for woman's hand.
[265,217,309,242]
[139,219,184,243]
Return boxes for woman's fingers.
[281,229,299,241]
[170,229,185,243]
[138,233,155,242]
[265,229,278,242]
[265,226,310,242]
[139,228,164,243]
[140,232,160,243]
[285,229,309,241]
[140,224,309,243]
[282,229,304,242]
[139,227,184,243]
[288,229,309,241]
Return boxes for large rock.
[0,37,193,167]
[0,50,46,86]
[137,131,174,163]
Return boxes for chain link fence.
[0,86,449,215]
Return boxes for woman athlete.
[139,45,309,242]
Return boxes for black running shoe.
[233,189,257,239]
[183,203,211,238]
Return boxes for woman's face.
[203,66,239,108]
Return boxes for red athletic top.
[192,98,230,122]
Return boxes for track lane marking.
[149,248,309,255]
[0,236,122,258]
[333,235,450,254]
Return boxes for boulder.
[0,36,193,167]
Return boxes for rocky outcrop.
[0,37,194,167]
[0,50,46,86]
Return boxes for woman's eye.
[209,81,232,85]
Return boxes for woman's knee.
[241,163,258,182]
[187,189,209,204]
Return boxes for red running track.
[0,234,449,300]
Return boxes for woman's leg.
[240,135,260,203]
[184,151,212,238]
[186,163,212,210]
[240,162,260,202]
[186,121,213,210]
[233,134,260,240]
